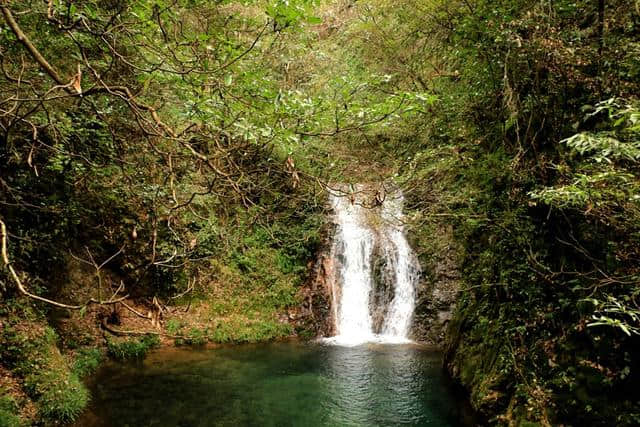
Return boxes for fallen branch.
[120,301,152,320]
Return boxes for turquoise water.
[76,341,469,426]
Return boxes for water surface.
[77,341,468,427]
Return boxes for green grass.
[72,347,103,378]
[209,318,293,343]
[0,323,89,423]
[166,318,183,335]
[33,369,88,423]
[0,392,22,427]
[187,327,208,346]
[106,335,160,361]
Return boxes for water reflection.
[322,344,376,425]
[75,342,467,427]
[321,344,447,426]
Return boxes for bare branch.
[1,218,128,309]
[1,5,68,87]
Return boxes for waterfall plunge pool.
[75,341,472,426]
[77,189,468,426]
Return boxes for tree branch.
[1,218,128,309]
[1,5,69,88]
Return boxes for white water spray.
[325,186,420,346]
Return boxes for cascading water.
[325,186,421,346]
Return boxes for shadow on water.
[75,341,473,427]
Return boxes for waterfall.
[325,186,420,346]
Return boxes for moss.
[295,326,315,340]
[0,392,22,427]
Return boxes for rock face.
[370,246,393,333]
[409,224,461,346]
[298,191,460,347]
[294,224,336,338]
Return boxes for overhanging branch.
[1,5,68,88]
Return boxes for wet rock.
[294,223,336,337]
[409,223,461,346]
[370,244,393,333]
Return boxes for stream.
[75,341,469,427]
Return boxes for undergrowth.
[0,316,89,423]
[0,392,21,427]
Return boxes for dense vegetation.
[0,0,331,423]
[1,0,639,425]
[344,0,640,425]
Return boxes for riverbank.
[0,229,326,426]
